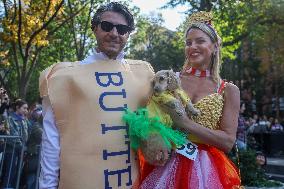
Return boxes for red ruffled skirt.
[138,144,241,189]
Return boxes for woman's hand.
[140,134,171,166]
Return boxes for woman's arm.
[170,83,240,153]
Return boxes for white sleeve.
[39,97,60,189]
[176,72,180,77]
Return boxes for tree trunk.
[18,77,28,99]
[275,78,280,119]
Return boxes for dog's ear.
[167,70,181,91]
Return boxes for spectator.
[0,87,10,117]
[236,103,247,150]
[254,115,269,133]
[25,105,43,189]
[247,116,259,134]
[0,86,9,121]
[2,99,29,189]
[267,117,274,130]
[270,118,283,132]
[0,87,10,180]
[262,115,270,126]
[0,114,9,153]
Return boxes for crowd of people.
[236,102,284,151]
[0,87,43,189]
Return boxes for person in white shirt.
[39,2,154,189]
[271,118,284,132]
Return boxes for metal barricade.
[0,135,25,189]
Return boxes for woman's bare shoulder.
[225,82,240,97]
[223,82,240,110]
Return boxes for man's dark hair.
[91,2,134,32]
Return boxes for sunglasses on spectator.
[99,21,131,35]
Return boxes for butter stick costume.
[39,59,154,188]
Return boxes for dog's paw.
[165,100,177,109]
[166,100,186,116]
[186,101,201,117]
[140,134,170,166]
[191,108,201,116]
[175,108,186,117]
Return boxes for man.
[39,2,154,189]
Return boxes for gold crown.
[187,11,214,27]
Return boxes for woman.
[3,99,29,188]
[139,12,241,189]
[236,103,247,150]
[270,118,283,132]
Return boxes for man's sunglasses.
[99,21,131,35]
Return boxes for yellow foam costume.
[39,59,154,189]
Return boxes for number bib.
[176,139,198,161]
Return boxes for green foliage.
[163,0,217,11]
[160,0,284,116]
[0,0,107,101]
[230,149,282,187]
[128,14,184,71]
[64,0,105,60]
[2,0,284,109]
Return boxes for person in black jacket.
[0,87,9,115]
[25,106,43,189]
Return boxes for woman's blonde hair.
[182,12,222,83]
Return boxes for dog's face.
[153,70,169,94]
[152,70,181,95]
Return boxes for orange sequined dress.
[138,81,241,189]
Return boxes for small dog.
[152,70,200,117]
[124,70,200,165]
[139,70,200,165]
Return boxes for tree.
[25,0,108,102]
[0,0,90,99]
[249,0,284,117]
[66,0,107,60]
[163,0,284,117]
[162,0,217,11]
[128,13,184,71]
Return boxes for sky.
[130,0,188,31]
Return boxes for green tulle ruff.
[122,108,187,150]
